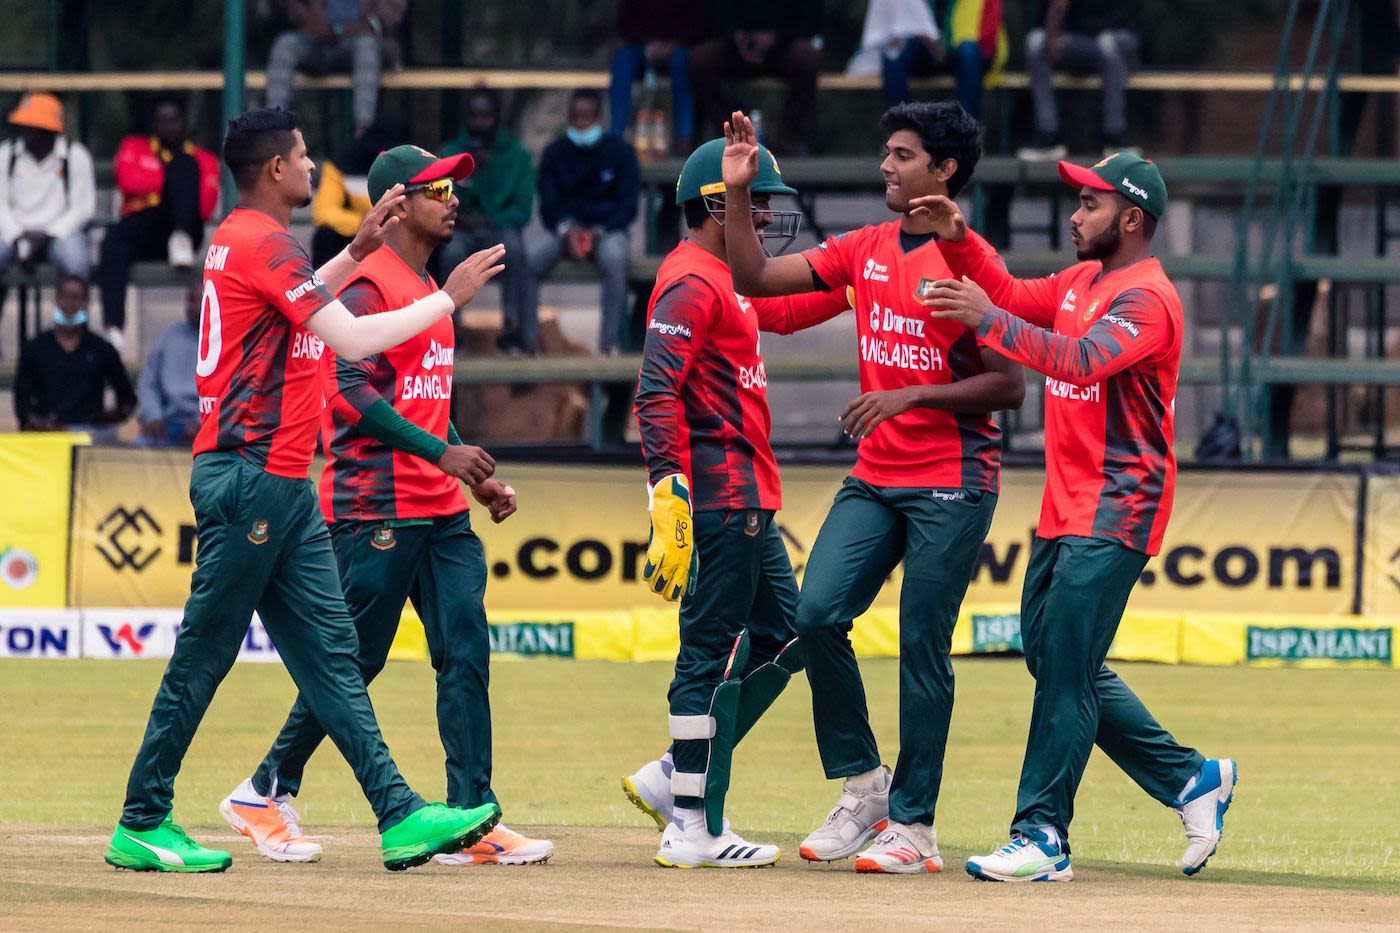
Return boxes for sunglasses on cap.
[404,177,454,202]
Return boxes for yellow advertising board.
[1361,473,1400,616]
[0,434,84,608]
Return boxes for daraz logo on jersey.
[421,340,452,370]
[863,258,890,282]
[1060,288,1078,314]
[284,273,326,304]
[867,302,926,338]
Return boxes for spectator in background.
[1018,0,1140,160]
[97,95,220,351]
[265,0,406,135]
[310,116,409,266]
[0,93,94,281]
[610,0,708,156]
[689,0,823,155]
[138,279,202,447]
[14,274,135,442]
[849,0,1006,121]
[523,89,639,356]
[437,89,534,351]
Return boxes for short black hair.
[1113,192,1159,240]
[569,88,604,113]
[223,107,300,190]
[683,197,711,230]
[57,273,89,292]
[466,86,501,113]
[153,93,187,115]
[879,101,982,198]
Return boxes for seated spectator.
[310,116,409,266]
[96,95,219,350]
[138,279,202,447]
[435,89,534,352]
[0,93,95,284]
[13,274,135,443]
[265,0,405,135]
[1018,0,1141,160]
[522,89,639,356]
[609,0,708,156]
[849,0,1006,121]
[689,0,823,155]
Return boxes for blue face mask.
[53,307,88,328]
[567,124,603,148]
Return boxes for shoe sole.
[853,855,942,874]
[966,862,1073,883]
[798,818,889,863]
[654,853,780,869]
[105,850,232,873]
[1183,760,1238,877]
[621,776,668,832]
[435,847,555,866]
[384,808,501,872]
[219,799,322,863]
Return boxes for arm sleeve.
[753,287,851,335]
[356,398,449,463]
[941,233,1060,328]
[48,143,95,239]
[327,280,391,422]
[634,275,714,485]
[254,231,337,324]
[447,421,463,445]
[137,334,167,421]
[311,162,366,237]
[977,288,1171,386]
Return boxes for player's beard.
[298,193,313,209]
[1076,214,1123,261]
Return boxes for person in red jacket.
[918,152,1236,883]
[96,95,220,347]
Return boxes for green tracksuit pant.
[1009,535,1204,846]
[669,508,799,811]
[252,510,497,810]
[120,452,424,832]
[796,477,997,826]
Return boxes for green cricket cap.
[1058,151,1167,219]
[674,137,797,206]
[367,144,475,203]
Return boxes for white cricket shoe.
[1176,758,1237,875]
[966,830,1072,883]
[798,765,891,862]
[167,230,195,268]
[654,822,779,869]
[434,823,554,865]
[621,757,674,831]
[853,821,943,874]
[219,778,322,862]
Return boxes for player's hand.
[920,276,996,329]
[722,111,760,190]
[437,443,496,485]
[840,387,916,442]
[443,244,506,308]
[643,473,699,602]
[348,184,406,261]
[907,194,967,242]
[471,478,517,523]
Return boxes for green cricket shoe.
[105,817,233,872]
[380,801,501,871]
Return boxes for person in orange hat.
[0,93,95,288]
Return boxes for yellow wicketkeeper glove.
[643,473,699,602]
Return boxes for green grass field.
[2,656,1396,892]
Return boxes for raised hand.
[722,110,760,190]
[443,244,506,307]
[907,194,968,242]
[348,184,406,261]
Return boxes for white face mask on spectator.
[53,307,89,328]
[567,124,603,148]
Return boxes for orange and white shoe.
[219,778,322,863]
[854,822,943,874]
[434,824,554,865]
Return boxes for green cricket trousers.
[796,477,997,827]
[1010,535,1204,845]
[120,452,424,831]
[251,510,497,810]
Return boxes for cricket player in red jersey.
[621,137,852,868]
[919,152,1236,882]
[218,144,553,866]
[721,104,1024,875]
[106,109,507,874]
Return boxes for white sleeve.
[48,141,95,239]
[301,291,455,361]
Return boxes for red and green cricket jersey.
[193,207,336,478]
[802,222,1003,490]
[636,240,849,511]
[942,237,1183,555]
[318,247,465,522]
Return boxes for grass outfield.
[1,657,1397,928]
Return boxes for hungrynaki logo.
[1246,626,1391,664]
[489,621,574,657]
[971,614,1023,654]
[421,339,452,370]
[648,319,692,339]
[0,546,38,589]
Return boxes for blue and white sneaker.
[1175,758,1237,875]
[966,830,1072,882]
